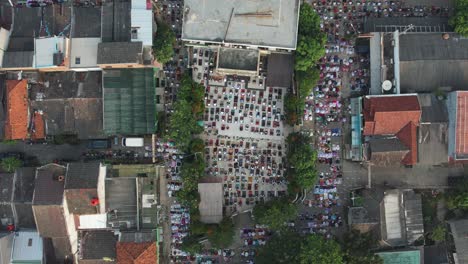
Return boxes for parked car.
[121,137,144,147]
[87,139,111,149]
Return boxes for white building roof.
[0,28,10,68]
[79,214,108,229]
[198,182,223,224]
[182,0,300,50]
[383,192,403,240]
[34,36,66,68]
[131,0,153,46]
[70,37,101,68]
[11,231,43,262]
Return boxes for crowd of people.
[203,82,285,139]
[204,136,287,214]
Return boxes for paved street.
[0,141,87,164]
[342,160,465,189]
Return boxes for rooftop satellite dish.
[382,80,392,91]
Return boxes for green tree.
[167,100,202,151]
[450,0,468,37]
[253,198,297,230]
[152,21,175,64]
[189,138,205,155]
[341,230,383,264]
[207,218,235,248]
[181,235,203,254]
[295,4,326,72]
[1,157,22,173]
[430,224,447,242]
[287,133,318,191]
[299,235,344,264]
[255,230,302,264]
[295,35,326,72]
[284,93,300,126]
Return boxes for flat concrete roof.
[182,0,300,50]
[198,182,223,224]
[218,48,259,71]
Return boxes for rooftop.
[103,69,156,135]
[80,231,118,261]
[29,71,104,139]
[266,53,294,88]
[0,173,14,202]
[363,17,450,33]
[376,249,422,264]
[71,6,102,38]
[363,95,421,135]
[97,42,143,64]
[13,167,36,203]
[2,51,34,68]
[131,0,153,46]
[5,80,28,140]
[101,0,131,43]
[182,0,300,50]
[399,34,468,61]
[454,92,468,158]
[116,242,158,264]
[449,219,468,264]
[69,37,101,68]
[217,48,259,72]
[198,178,223,224]
[11,231,43,262]
[399,33,468,93]
[381,189,424,246]
[65,162,101,189]
[32,164,67,205]
[106,177,138,230]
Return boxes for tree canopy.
[152,21,175,64]
[299,235,344,264]
[341,230,383,264]
[285,4,324,125]
[1,157,22,173]
[253,198,297,230]
[295,4,326,72]
[206,218,235,248]
[287,133,318,192]
[450,0,468,37]
[255,230,302,264]
[166,75,205,151]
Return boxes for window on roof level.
[131,28,138,40]
[75,57,81,65]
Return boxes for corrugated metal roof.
[103,69,156,135]
[399,34,468,61]
[449,219,468,264]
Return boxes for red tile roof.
[363,95,421,135]
[363,95,421,165]
[31,112,45,140]
[116,242,158,264]
[396,122,418,165]
[456,92,468,156]
[5,80,28,140]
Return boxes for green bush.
[1,157,23,173]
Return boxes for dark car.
[0,152,24,160]
[87,139,111,149]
